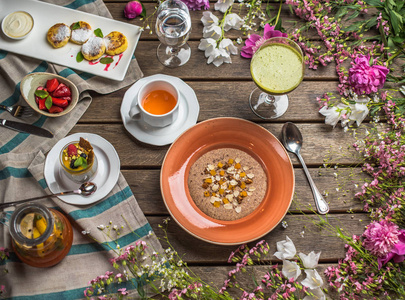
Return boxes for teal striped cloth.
[0,0,162,299]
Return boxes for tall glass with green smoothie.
[250,37,304,119]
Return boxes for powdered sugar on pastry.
[71,28,91,44]
[81,36,106,60]
[55,25,70,42]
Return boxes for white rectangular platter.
[0,0,142,81]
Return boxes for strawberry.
[38,99,47,111]
[48,106,64,114]
[59,96,72,102]
[52,97,69,108]
[67,144,77,156]
[52,83,71,98]
[46,78,59,93]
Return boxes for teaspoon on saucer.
[0,182,97,210]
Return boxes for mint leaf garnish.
[76,52,84,63]
[74,156,88,168]
[35,90,49,99]
[100,57,113,64]
[45,95,52,110]
[94,28,103,38]
[72,22,81,30]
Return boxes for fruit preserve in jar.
[60,137,98,183]
[9,203,73,268]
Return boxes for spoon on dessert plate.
[0,182,97,210]
[281,122,329,215]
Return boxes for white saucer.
[120,74,200,146]
[44,133,120,205]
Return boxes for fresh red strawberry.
[46,78,59,93]
[59,96,72,102]
[52,83,71,97]
[48,106,64,114]
[38,99,46,110]
[52,97,69,108]
[67,144,77,156]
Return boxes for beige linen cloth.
[0,0,163,298]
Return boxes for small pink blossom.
[241,24,288,58]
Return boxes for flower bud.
[124,1,143,19]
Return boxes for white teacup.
[129,79,179,127]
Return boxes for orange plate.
[160,118,294,245]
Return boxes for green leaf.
[94,28,103,38]
[342,22,362,32]
[76,52,84,63]
[100,57,114,64]
[71,22,81,30]
[45,96,52,110]
[335,7,348,19]
[347,10,360,21]
[140,2,147,19]
[74,156,88,168]
[34,89,49,99]
[363,0,385,6]
[274,18,282,31]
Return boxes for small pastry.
[104,31,128,56]
[70,21,92,45]
[81,36,106,61]
[47,23,71,48]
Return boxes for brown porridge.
[188,148,267,221]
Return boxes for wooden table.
[78,1,369,294]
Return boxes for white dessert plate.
[120,74,200,146]
[44,133,120,205]
[0,0,141,81]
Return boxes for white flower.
[207,48,231,67]
[303,287,326,300]
[203,24,222,40]
[214,0,234,13]
[282,260,301,280]
[199,38,217,57]
[274,236,296,260]
[400,85,405,96]
[201,11,219,27]
[301,269,324,289]
[219,39,238,55]
[224,13,243,31]
[347,102,369,127]
[299,251,321,269]
[319,104,348,127]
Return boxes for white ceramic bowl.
[1,11,34,40]
[20,72,79,117]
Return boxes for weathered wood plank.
[69,123,361,166]
[82,81,339,123]
[147,213,369,263]
[123,168,365,216]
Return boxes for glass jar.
[9,203,73,268]
[59,140,98,183]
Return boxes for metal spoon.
[0,182,97,210]
[281,122,329,214]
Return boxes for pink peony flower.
[363,219,399,258]
[348,54,389,95]
[180,0,209,10]
[378,229,405,269]
[124,1,143,19]
[241,24,288,58]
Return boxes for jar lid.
[9,203,54,247]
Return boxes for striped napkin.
[0,0,163,298]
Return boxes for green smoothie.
[251,43,304,94]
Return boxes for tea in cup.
[129,79,179,127]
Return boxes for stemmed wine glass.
[155,0,192,68]
[249,37,305,119]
